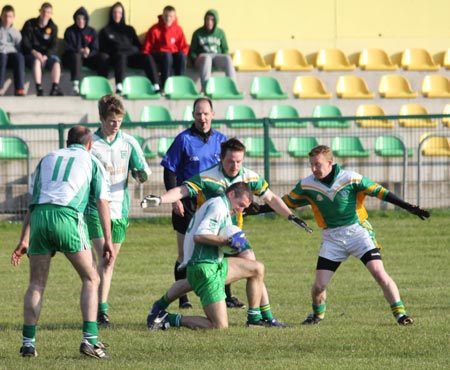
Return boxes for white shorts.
[319,222,377,262]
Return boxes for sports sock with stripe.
[260,303,273,321]
[82,321,98,345]
[313,303,326,319]
[247,307,262,323]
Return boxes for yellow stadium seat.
[232,49,271,72]
[378,74,418,98]
[400,48,440,71]
[421,75,450,98]
[419,133,450,156]
[272,49,313,71]
[293,76,332,99]
[315,48,356,71]
[358,48,398,70]
[399,104,438,128]
[442,49,450,69]
[355,104,394,128]
[336,75,374,99]
[442,104,450,127]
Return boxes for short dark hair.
[67,126,92,146]
[220,137,246,159]
[226,181,253,203]
[1,5,14,15]
[40,2,52,10]
[98,93,126,120]
[193,97,213,112]
[163,5,175,13]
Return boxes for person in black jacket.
[21,2,63,96]
[99,2,160,94]
[62,7,109,95]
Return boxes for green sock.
[247,307,262,323]
[313,303,326,319]
[391,300,407,319]
[168,313,182,327]
[22,325,36,347]
[260,303,273,321]
[156,293,171,310]
[98,302,109,315]
[82,321,98,345]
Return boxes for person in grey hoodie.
[0,5,25,96]
[189,9,236,92]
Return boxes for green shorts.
[29,204,91,255]
[85,214,128,243]
[187,259,228,308]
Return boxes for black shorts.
[172,197,197,234]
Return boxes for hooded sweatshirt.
[0,19,22,54]
[63,7,98,56]
[188,9,229,62]
[99,2,141,56]
[21,15,58,55]
[142,14,189,55]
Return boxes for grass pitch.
[0,210,449,370]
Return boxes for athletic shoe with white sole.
[149,310,170,331]
[301,313,323,325]
[264,317,289,328]
[97,312,110,327]
[20,345,37,357]
[226,296,246,309]
[80,340,111,359]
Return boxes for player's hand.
[228,231,247,252]
[103,240,115,266]
[407,205,430,220]
[141,194,161,208]
[288,214,313,233]
[11,243,28,266]
[243,202,260,216]
[132,168,148,183]
[172,200,184,217]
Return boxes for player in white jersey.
[11,126,113,359]
[149,182,269,330]
[85,94,151,326]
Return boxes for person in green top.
[282,145,429,326]
[188,9,236,92]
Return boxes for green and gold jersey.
[283,164,389,229]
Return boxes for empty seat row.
[78,74,450,101]
[233,48,450,72]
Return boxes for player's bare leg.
[175,231,191,308]
[302,269,334,325]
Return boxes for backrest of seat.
[123,76,150,94]
[375,136,402,152]
[158,137,175,157]
[273,49,313,71]
[336,75,372,96]
[269,104,299,119]
[225,104,256,120]
[332,137,364,151]
[80,76,113,99]
[288,137,318,156]
[378,74,416,97]
[312,104,342,117]
[358,48,397,70]
[164,76,201,98]
[0,108,11,125]
[401,48,440,70]
[293,76,331,98]
[232,49,271,71]
[421,75,450,96]
[399,103,428,116]
[183,105,193,121]
[315,48,355,70]
[0,136,29,159]
[251,76,284,95]
[356,104,385,117]
[140,105,172,122]
[207,76,239,94]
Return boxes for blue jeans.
[0,52,25,90]
[152,51,186,88]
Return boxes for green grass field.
[1,211,449,370]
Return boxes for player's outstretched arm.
[385,192,430,220]
[141,185,190,208]
[11,210,31,266]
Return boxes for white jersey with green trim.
[29,144,110,213]
[181,193,232,268]
[87,129,151,219]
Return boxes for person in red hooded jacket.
[142,6,188,88]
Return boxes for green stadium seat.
[331,137,371,157]
[269,104,307,128]
[225,104,261,128]
[80,76,113,100]
[243,137,282,158]
[375,136,413,157]
[311,104,351,128]
[287,137,319,158]
[163,76,203,99]
[132,135,156,159]
[205,76,244,99]
[0,136,29,159]
[158,137,175,157]
[250,76,288,99]
[140,105,178,128]
[122,76,161,100]
[0,108,11,125]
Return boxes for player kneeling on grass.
[148,182,275,330]
[265,145,430,326]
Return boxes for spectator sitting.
[142,5,188,89]
[62,7,109,96]
[189,9,236,92]
[99,1,161,94]
[0,5,25,96]
[21,2,63,96]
